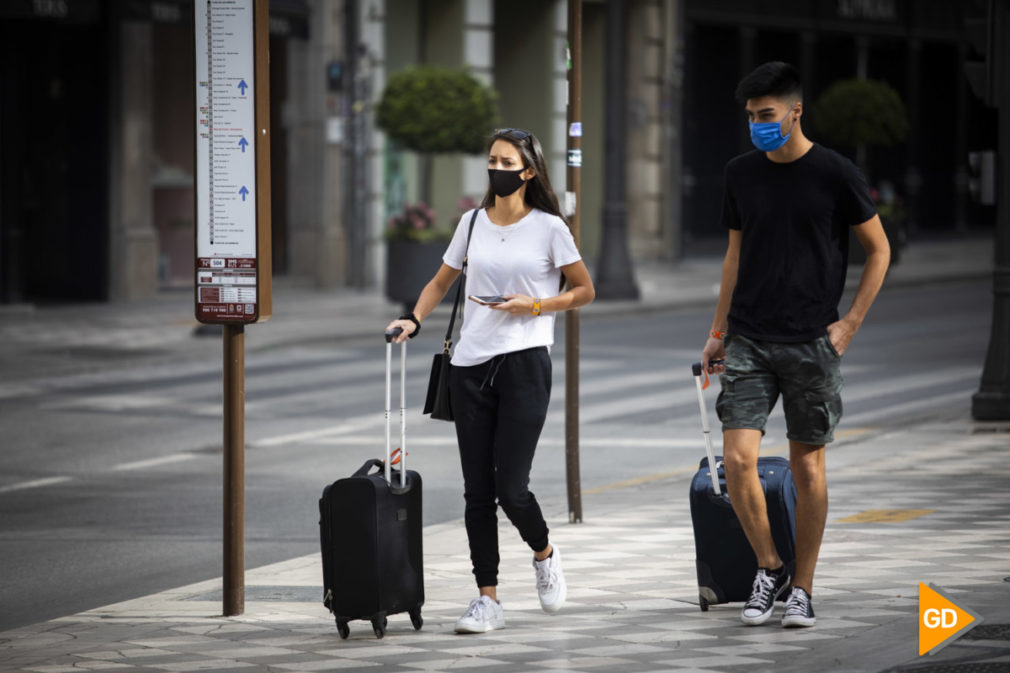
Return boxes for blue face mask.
[749,106,797,152]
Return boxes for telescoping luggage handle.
[384,328,407,489]
[692,361,724,496]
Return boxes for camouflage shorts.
[716,333,843,446]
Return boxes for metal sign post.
[565,0,584,524]
[194,0,272,617]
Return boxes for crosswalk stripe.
[43,394,178,412]
[0,348,360,403]
[0,383,46,400]
[0,476,73,494]
[251,415,385,448]
[841,366,979,401]
[843,389,974,425]
[291,435,724,449]
[574,386,700,424]
[560,365,981,425]
[18,349,982,433]
[112,454,199,471]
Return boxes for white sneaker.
[454,595,505,634]
[533,546,567,614]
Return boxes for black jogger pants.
[449,346,552,588]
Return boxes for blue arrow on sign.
[239,186,249,201]
[238,137,249,153]
[238,79,248,95]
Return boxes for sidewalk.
[1,234,1006,673]
[1,409,1008,673]
[0,235,995,385]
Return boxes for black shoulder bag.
[422,209,478,421]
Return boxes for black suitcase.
[688,363,797,612]
[319,329,424,639]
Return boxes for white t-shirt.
[442,208,582,367]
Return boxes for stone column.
[462,0,495,199]
[108,18,158,300]
[286,0,347,288]
[625,0,666,260]
[363,0,386,289]
[661,0,685,260]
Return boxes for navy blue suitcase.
[689,363,797,611]
[319,329,424,639]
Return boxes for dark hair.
[735,61,802,105]
[480,128,568,229]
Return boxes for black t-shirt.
[721,143,877,342]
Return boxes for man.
[701,61,890,628]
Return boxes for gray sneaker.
[454,596,505,634]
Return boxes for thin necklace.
[496,224,516,243]
[489,208,527,243]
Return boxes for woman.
[385,127,595,633]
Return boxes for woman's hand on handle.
[382,263,463,344]
[384,318,416,343]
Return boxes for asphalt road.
[0,279,991,631]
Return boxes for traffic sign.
[194,0,272,324]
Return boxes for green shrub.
[376,66,499,155]
[812,79,909,148]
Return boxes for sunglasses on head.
[496,127,532,141]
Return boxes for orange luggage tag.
[701,359,724,390]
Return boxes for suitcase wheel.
[371,616,388,639]
[409,608,423,631]
[699,595,710,612]
[336,620,349,639]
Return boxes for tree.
[812,78,910,263]
[811,78,909,169]
[376,66,499,206]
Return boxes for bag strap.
[442,209,479,353]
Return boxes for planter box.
[385,239,452,310]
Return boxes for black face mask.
[488,168,526,198]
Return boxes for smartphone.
[468,295,507,306]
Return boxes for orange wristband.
[710,329,726,340]
[532,298,542,316]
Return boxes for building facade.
[0,0,995,305]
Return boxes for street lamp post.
[971,0,1010,421]
[595,0,640,300]
[565,0,584,524]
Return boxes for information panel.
[194,0,268,323]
